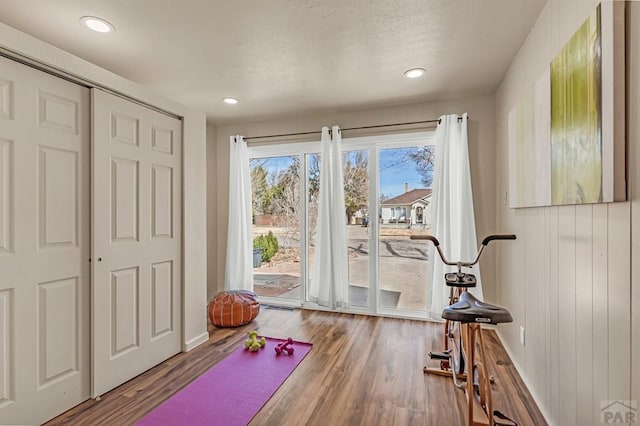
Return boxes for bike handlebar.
[481,234,516,246]
[410,234,441,246]
[410,233,517,269]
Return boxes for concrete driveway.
[347,225,429,310]
[254,225,432,311]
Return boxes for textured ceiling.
[0,0,546,124]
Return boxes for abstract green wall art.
[507,2,625,208]
[550,5,602,205]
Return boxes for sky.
[251,147,429,199]
[251,156,295,182]
[379,148,428,197]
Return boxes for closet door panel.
[92,89,182,397]
[0,55,90,425]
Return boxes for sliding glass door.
[377,146,433,314]
[248,132,435,319]
[249,154,304,302]
[344,149,370,308]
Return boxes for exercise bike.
[411,234,516,426]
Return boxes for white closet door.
[92,89,182,397]
[0,56,90,424]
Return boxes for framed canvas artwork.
[508,1,625,208]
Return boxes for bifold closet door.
[91,89,182,397]
[0,56,90,424]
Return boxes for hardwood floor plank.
[47,308,546,426]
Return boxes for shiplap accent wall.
[495,1,638,424]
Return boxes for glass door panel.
[377,146,434,311]
[304,150,371,308]
[306,153,319,301]
[250,155,301,300]
[344,150,370,308]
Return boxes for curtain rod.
[242,116,466,141]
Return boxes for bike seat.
[442,292,513,324]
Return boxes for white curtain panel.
[309,126,350,308]
[428,113,482,319]
[224,135,254,291]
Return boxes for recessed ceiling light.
[80,16,115,33]
[222,97,239,104]
[404,68,426,79]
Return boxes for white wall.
[208,95,498,298]
[0,22,209,351]
[632,2,640,416]
[206,122,218,298]
[495,1,638,424]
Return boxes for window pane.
[306,153,319,301]
[344,150,369,308]
[378,146,434,311]
[250,155,301,300]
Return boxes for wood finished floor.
[47,308,546,426]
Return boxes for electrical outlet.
[520,326,526,346]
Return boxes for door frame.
[247,141,320,309]
[341,131,435,320]
[247,131,435,320]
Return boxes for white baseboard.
[183,331,209,352]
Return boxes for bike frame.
[411,234,516,426]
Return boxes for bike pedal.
[428,350,451,360]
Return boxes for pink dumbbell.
[275,337,294,355]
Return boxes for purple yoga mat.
[135,337,312,426]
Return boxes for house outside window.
[380,188,432,228]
